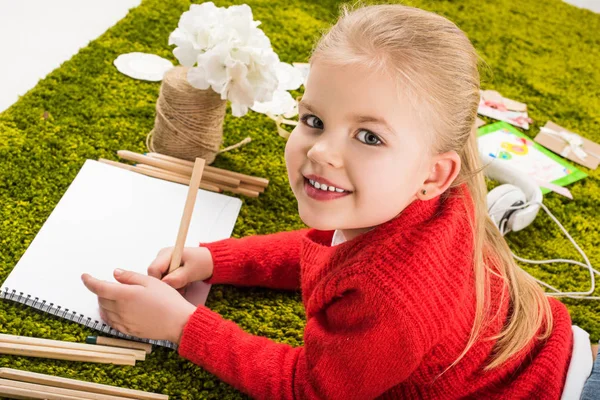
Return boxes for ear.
[419,151,461,200]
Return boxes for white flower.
[249,62,303,117]
[169,2,284,117]
[251,90,298,117]
[274,62,304,91]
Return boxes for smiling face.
[284,61,435,241]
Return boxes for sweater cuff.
[178,305,223,363]
[200,239,240,285]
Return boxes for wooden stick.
[98,159,222,193]
[0,384,87,400]
[117,150,240,187]
[100,159,258,197]
[169,158,205,274]
[0,378,135,400]
[0,368,168,400]
[0,343,135,366]
[135,164,191,180]
[87,336,152,355]
[137,162,261,197]
[0,333,145,361]
[215,184,260,198]
[147,152,269,188]
[239,183,265,193]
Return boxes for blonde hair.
[310,4,552,370]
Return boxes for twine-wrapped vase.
[146,66,227,164]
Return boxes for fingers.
[147,247,173,279]
[82,274,127,300]
[162,268,189,289]
[113,269,153,287]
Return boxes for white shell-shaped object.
[113,52,174,81]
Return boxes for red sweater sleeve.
[200,229,309,290]
[178,277,424,400]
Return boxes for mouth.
[302,175,352,201]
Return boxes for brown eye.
[357,130,382,146]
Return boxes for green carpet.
[0,0,598,398]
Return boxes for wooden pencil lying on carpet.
[0,368,168,399]
[104,150,268,198]
[0,333,140,365]
[86,335,153,354]
[146,151,269,188]
[117,150,240,186]
[98,158,223,193]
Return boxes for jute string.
[146,66,251,164]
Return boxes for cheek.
[352,152,419,202]
[284,128,305,176]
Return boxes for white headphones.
[480,150,597,299]
[481,152,542,234]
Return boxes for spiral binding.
[0,287,176,349]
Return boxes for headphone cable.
[494,201,598,300]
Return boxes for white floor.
[0,0,598,114]
[0,0,141,113]
[563,0,600,12]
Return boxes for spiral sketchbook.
[0,160,242,349]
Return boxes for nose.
[306,133,344,169]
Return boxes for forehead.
[302,62,421,133]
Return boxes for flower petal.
[275,62,304,91]
[187,66,210,90]
[231,103,249,117]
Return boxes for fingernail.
[114,268,124,276]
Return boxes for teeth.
[307,178,346,193]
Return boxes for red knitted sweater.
[178,185,572,399]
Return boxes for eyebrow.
[299,101,396,136]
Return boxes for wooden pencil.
[147,152,269,188]
[98,159,222,193]
[135,164,191,181]
[86,336,153,355]
[214,184,260,198]
[0,342,135,365]
[168,158,205,274]
[0,368,168,400]
[144,166,260,197]
[239,183,265,193]
[0,333,145,361]
[117,150,240,187]
[136,161,261,197]
[0,384,87,400]
[0,378,134,400]
[100,159,258,197]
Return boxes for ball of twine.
[146,66,251,164]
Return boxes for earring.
[421,189,427,196]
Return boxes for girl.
[82,4,582,399]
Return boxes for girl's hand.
[147,246,214,290]
[81,269,196,344]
